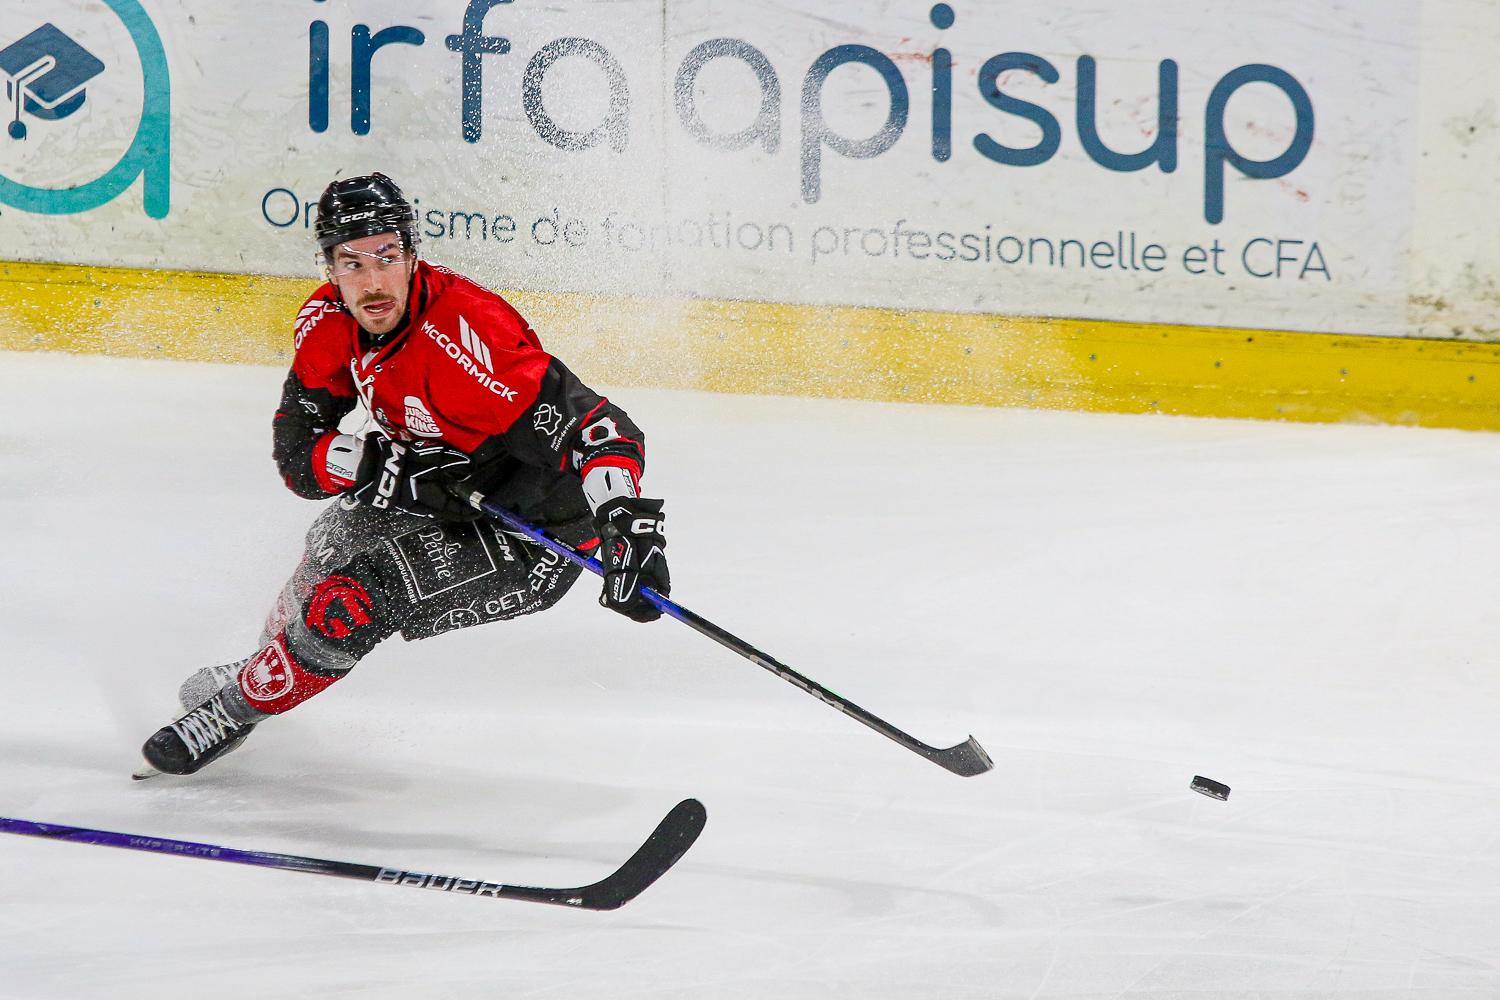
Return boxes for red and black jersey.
[272,261,645,526]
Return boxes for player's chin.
[357,305,401,335]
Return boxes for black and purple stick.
[0,799,705,910]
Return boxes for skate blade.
[130,728,253,781]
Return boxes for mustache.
[355,295,396,308]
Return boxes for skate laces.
[171,695,245,760]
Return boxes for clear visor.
[320,240,413,279]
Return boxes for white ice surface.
[2,351,1499,999]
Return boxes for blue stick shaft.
[0,816,366,876]
[472,496,993,777]
[475,497,679,617]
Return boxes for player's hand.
[594,497,670,622]
[348,435,480,522]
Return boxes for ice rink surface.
[2,350,1499,999]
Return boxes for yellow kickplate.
[2,259,1497,430]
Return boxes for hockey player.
[140,173,669,776]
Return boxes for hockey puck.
[1190,775,1230,800]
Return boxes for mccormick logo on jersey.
[422,316,518,400]
[458,316,492,370]
[403,395,442,437]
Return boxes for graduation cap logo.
[0,0,168,220]
[2,23,106,140]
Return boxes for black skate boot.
[141,687,265,776]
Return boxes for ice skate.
[139,688,265,777]
[177,657,250,711]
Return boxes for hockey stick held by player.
[464,497,993,778]
[141,172,670,777]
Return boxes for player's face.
[329,232,415,336]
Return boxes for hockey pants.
[237,497,591,715]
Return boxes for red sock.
[237,633,342,715]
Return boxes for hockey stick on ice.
[0,799,705,910]
[470,495,993,778]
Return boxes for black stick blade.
[569,798,707,910]
[928,736,994,777]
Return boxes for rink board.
[1,259,1496,430]
[0,0,1472,339]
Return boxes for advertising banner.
[1,0,1427,336]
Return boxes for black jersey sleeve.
[472,356,645,481]
[272,369,359,498]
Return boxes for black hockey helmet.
[314,172,420,260]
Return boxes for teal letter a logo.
[0,0,170,219]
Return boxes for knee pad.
[293,560,403,665]
[242,558,405,715]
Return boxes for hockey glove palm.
[349,435,480,522]
[595,497,670,622]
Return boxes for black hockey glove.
[348,435,481,522]
[595,497,670,622]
